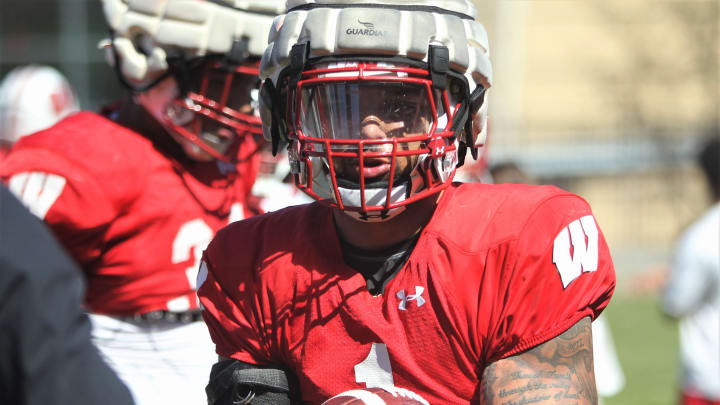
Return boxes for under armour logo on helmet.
[396,286,426,311]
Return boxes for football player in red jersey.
[0,1,283,404]
[197,1,616,404]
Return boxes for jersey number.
[552,215,599,288]
[168,202,243,310]
[354,343,395,388]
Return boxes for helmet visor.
[298,80,439,186]
[299,81,434,143]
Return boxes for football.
[321,386,430,405]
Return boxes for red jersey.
[1,112,256,315]
[198,182,616,404]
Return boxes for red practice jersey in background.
[1,112,257,315]
[198,182,616,404]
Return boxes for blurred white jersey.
[253,178,314,212]
[592,316,626,398]
[0,65,79,145]
[663,203,720,400]
[252,149,314,212]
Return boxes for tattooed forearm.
[480,317,597,405]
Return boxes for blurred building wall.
[476,0,718,285]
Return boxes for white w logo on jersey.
[553,215,599,288]
[8,171,66,220]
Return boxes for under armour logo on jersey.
[553,215,599,288]
[396,286,426,310]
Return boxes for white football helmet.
[100,0,285,162]
[258,0,492,221]
[0,65,79,147]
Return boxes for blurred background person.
[251,144,314,213]
[1,185,133,405]
[592,313,627,402]
[0,64,79,159]
[0,0,282,404]
[488,160,535,185]
[661,132,720,405]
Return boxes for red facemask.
[163,60,263,162]
[285,61,463,220]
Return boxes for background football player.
[251,144,314,212]
[0,1,283,404]
[197,0,615,403]
[661,133,720,405]
[0,64,79,160]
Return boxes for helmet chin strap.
[333,173,426,222]
[313,144,456,222]
[343,205,407,222]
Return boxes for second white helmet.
[100,0,285,162]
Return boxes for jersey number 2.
[168,202,244,310]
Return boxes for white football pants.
[89,314,217,405]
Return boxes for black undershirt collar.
[338,232,422,296]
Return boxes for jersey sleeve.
[197,228,272,365]
[1,147,117,267]
[485,195,616,362]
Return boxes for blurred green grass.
[603,294,679,405]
